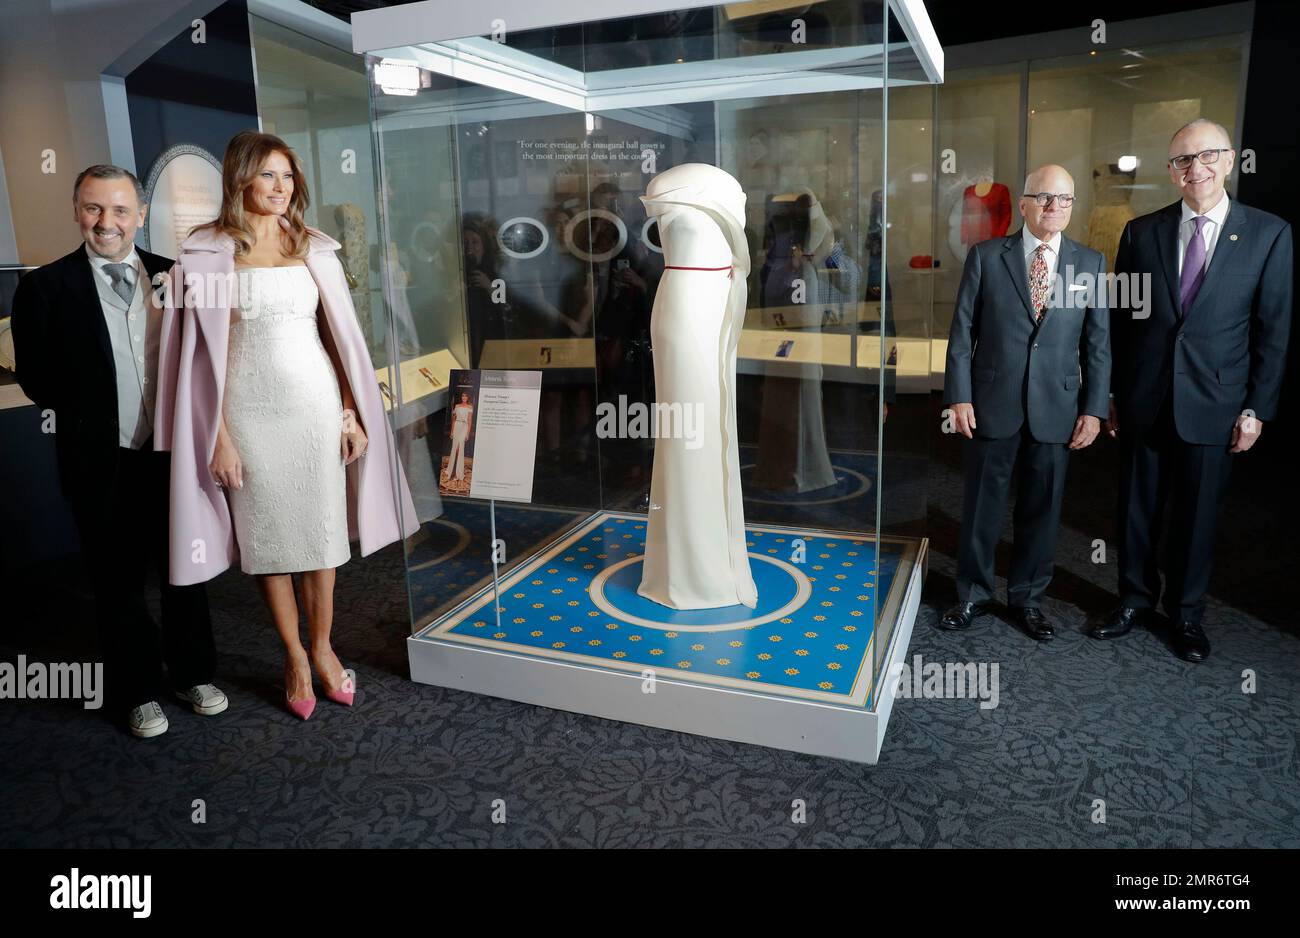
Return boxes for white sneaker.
[128,701,169,738]
[173,683,229,716]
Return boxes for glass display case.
[357,0,942,763]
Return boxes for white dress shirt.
[86,243,159,449]
[1177,191,1230,277]
[1022,227,1062,285]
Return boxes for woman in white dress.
[199,133,367,720]
[446,392,474,481]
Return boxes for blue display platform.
[408,510,927,763]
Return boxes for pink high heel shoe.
[284,660,316,721]
[322,666,356,707]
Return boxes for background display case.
[358,0,942,763]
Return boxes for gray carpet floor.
[3,412,1298,848]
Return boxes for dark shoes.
[943,598,1211,659]
[1171,620,1211,662]
[938,601,988,631]
[940,601,1053,640]
[1092,606,1210,662]
[1090,606,1149,640]
[1010,605,1054,641]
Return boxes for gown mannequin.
[960,176,1012,245]
[1085,161,1136,266]
[753,187,837,494]
[637,163,758,610]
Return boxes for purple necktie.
[1179,215,1209,316]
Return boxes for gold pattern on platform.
[418,510,922,709]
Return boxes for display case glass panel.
[362,0,939,762]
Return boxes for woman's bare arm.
[317,305,360,425]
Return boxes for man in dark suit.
[11,165,223,737]
[941,164,1111,640]
[1096,119,1292,662]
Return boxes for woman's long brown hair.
[190,131,311,257]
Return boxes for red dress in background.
[960,183,1012,245]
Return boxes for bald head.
[1167,118,1234,214]
[1024,164,1074,195]
[1170,118,1231,151]
[1020,164,1075,240]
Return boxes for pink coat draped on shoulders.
[154,215,420,586]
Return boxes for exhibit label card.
[439,369,541,503]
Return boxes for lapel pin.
[1229,234,1238,241]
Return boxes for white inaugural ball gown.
[637,164,758,610]
[223,265,351,574]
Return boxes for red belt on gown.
[665,264,734,279]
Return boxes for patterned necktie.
[1179,215,1209,316]
[1029,243,1050,321]
[104,262,135,305]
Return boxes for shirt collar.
[85,241,141,275]
[1180,191,1230,228]
[1022,227,1062,256]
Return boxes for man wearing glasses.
[1097,118,1292,661]
[941,165,1110,641]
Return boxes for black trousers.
[1117,395,1234,625]
[956,427,1070,607]
[69,443,215,713]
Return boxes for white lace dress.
[223,265,351,574]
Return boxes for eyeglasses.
[1022,192,1075,208]
[1169,148,1231,170]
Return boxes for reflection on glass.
[365,1,933,723]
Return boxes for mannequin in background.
[753,188,838,494]
[1085,162,1136,267]
[960,176,1012,245]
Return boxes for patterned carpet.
[2,413,1298,847]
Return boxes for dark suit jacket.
[945,231,1111,443]
[11,244,173,503]
[1111,198,1292,444]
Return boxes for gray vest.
[90,249,160,448]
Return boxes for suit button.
[1033,343,1039,349]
